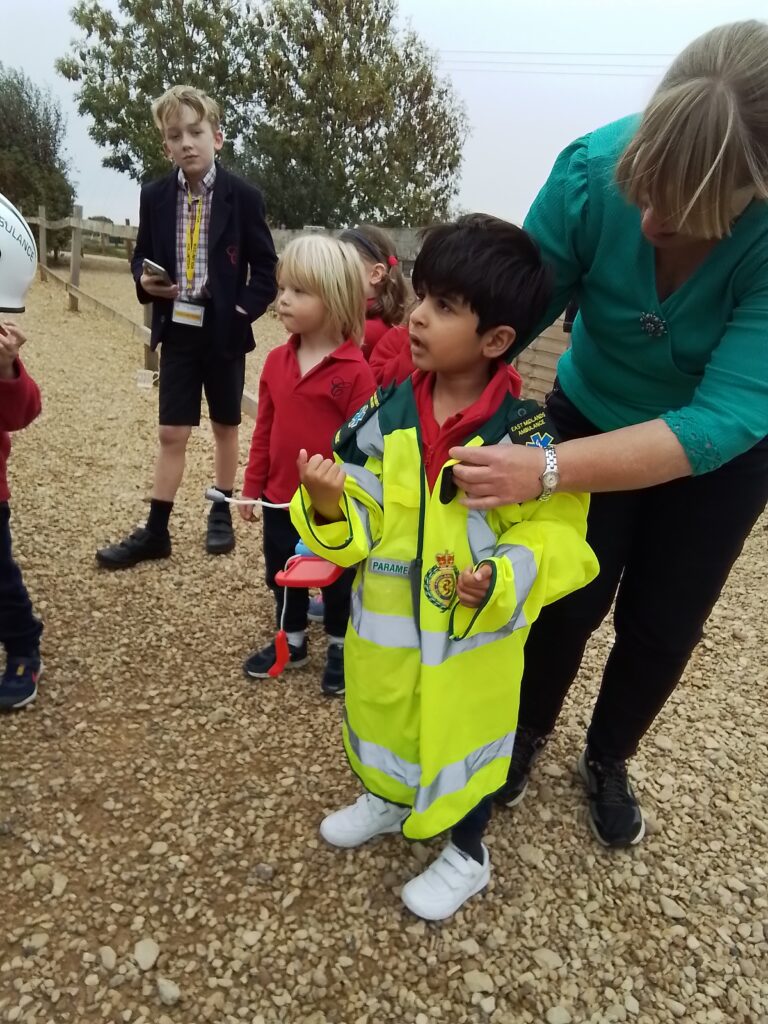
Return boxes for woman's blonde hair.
[340,225,407,327]
[278,235,366,342]
[617,20,768,238]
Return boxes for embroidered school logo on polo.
[423,551,459,611]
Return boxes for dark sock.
[451,827,485,864]
[217,488,233,498]
[146,499,173,536]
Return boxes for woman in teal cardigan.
[451,20,768,848]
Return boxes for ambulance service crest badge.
[423,551,459,611]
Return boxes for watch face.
[542,470,559,489]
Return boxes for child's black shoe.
[243,638,308,679]
[0,655,43,711]
[96,527,171,569]
[321,643,345,697]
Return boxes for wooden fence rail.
[29,204,567,411]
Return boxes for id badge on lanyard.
[173,192,205,327]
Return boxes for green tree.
[56,0,257,183]
[241,0,467,227]
[0,64,75,259]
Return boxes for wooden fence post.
[124,219,134,261]
[143,304,159,374]
[68,205,83,312]
[37,205,48,278]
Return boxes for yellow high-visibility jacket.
[291,380,598,840]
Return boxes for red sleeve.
[242,356,275,498]
[343,358,377,418]
[0,360,42,432]
[369,325,413,386]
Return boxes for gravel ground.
[1,277,766,1024]
[75,253,287,396]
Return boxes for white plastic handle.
[205,487,290,509]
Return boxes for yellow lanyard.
[185,191,204,293]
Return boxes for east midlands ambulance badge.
[423,551,459,611]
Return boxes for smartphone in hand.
[142,259,173,285]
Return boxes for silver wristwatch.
[538,446,560,501]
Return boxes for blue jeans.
[0,502,42,658]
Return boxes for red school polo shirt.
[243,335,376,504]
[412,360,517,492]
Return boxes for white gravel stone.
[134,938,160,971]
[533,949,564,971]
[463,970,494,993]
[99,946,117,971]
[659,895,687,919]
[157,977,181,1006]
[546,1009,572,1024]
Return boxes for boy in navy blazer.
[97,85,277,569]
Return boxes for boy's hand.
[297,449,346,523]
[139,273,180,300]
[456,563,493,608]
[238,501,258,522]
[0,323,26,379]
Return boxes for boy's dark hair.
[411,214,553,355]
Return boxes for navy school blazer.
[131,164,278,357]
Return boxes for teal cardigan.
[522,115,768,474]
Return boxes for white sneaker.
[401,842,491,921]
[320,793,408,848]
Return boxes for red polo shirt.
[0,359,42,502]
[412,360,516,492]
[244,336,376,504]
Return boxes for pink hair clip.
[387,255,399,267]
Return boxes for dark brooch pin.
[640,312,668,337]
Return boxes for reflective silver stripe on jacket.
[355,411,384,460]
[346,712,515,813]
[342,463,384,508]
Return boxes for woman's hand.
[449,444,545,508]
[297,449,346,522]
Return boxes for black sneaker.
[494,726,550,807]
[96,527,171,569]
[206,504,235,555]
[577,748,646,848]
[321,643,345,696]
[243,638,309,679]
[0,655,43,711]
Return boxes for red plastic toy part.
[274,556,344,589]
[268,630,291,678]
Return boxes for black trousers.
[0,502,43,658]
[262,505,353,637]
[519,384,768,760]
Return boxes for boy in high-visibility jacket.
[291,215,599,921]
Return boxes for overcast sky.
[5,0,763,225]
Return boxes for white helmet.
[0,193,37,312]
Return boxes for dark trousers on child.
[519,382,768,761]
[0,502,43,658]
[262,504,353,636]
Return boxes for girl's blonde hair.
[340,225,407,327]
[617,20,768,238]
[278,235,366,342]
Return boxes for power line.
[439,49,675,58]
[441,65,665,78]
[441,59,666,69]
